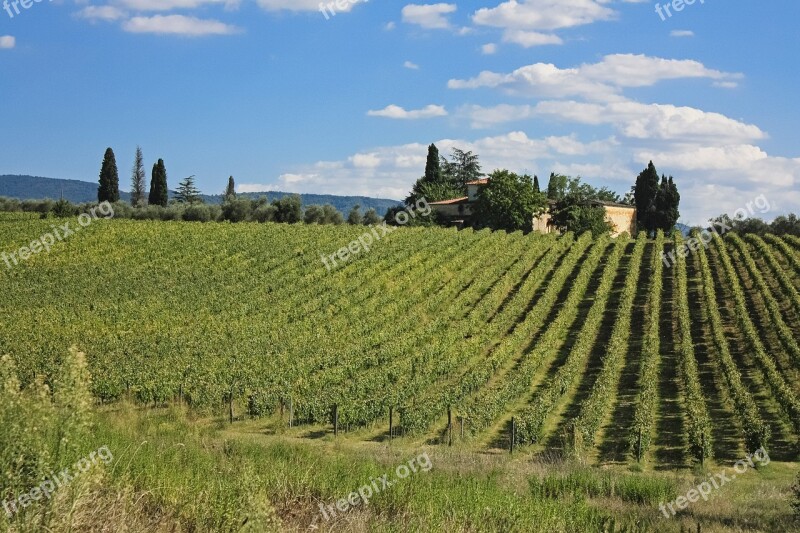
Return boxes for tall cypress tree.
[533,175,540,193]
[665,176,681,231]
[224,176,236,200]
[634,161,660,234]
[149,159,169,207]
[130,146,146,207]
[98,147,120,203]
[424,144,441,183]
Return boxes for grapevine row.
[571,233,646,450]
[515,237,627,444]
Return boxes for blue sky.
[0,0,798,224]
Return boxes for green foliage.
[0,348,97,530]
[347,204,363,225]
[441,148,482,190]
[551,204,612,237]
[273,194,303,223]
[175,175,202,205]
[97,147,120,203]
[224,176,236,200]
[472,169,546,232]
[222,196,253,223]
[634,162,680,234]
[362,208,381,225]
[148,159,169,208]
[406,144,467,204]
[528,468,677,505]
[130,146,147,208]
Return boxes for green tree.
[472,170,546,232]
[546,173,569,200]
[347,204,363,225]
[149,159,169,207]
[273,194,303,223]
[441,148,482,190]
[551,204,613,237]
[362,208,381,225]
[634,161,660,235]
[407,144,463,204]
[130,146,147,207]
[97,147,120,203]
[176,175,202,204]
[533,175,540,194]
[224,176,236,200]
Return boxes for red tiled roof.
[466,178,489,185]
[429,196,469,205]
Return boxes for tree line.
[404,143,683,236]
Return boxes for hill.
[1,220,798,530]
[0,174,401,215]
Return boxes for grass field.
[1,218,799,531]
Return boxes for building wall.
[532,212,554,234]
[604,206,637,237]
[467,184,481,202]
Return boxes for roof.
[466,178,490,186]
[429,196,469,205]
[585,199,636,210]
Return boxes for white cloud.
[117,0,239,11]
[670,30,694,38]
[502,30,562,47]
[448,54,742,101]
[122,15,241,35]
[0,36,15,49]
[473,0,617,32]
[77,6,128,21]
[402,3,457,30]
[367,104,447,119]
[481,43,498,55]
[404,60,420,70]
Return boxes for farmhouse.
[430,178,637,237]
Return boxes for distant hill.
[0,175,401,216]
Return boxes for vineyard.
[1,218,799,468]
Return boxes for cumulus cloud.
[402,3,457,29]
[0,36,15,49]
[123,14,241,35]
[448,54,742,101]
[367,104,447,119]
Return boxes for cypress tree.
[224,176,236,200]
[424,144,442,183]
[149,159,169,207]
[533,175,540,194]
[98,147,120,203]
[634,161,660,234]
[130,146,146,207]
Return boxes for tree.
[224,176,236,200]
[634,161,660,235]
[273,194,303,223]
[664,176,681,231]
[176,175,202,204]
[533,175,540,194]
[406,144,463,204]
[362,208,381,225]
[148,159,169,207]
[551,204,613,237]
[347,204,363,225]
[97,147,120,203]
[472,170,546,232]
[130,146,147,207]
[441,148,482,190]
[322,204,344,225]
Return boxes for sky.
[0,0,798,225]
